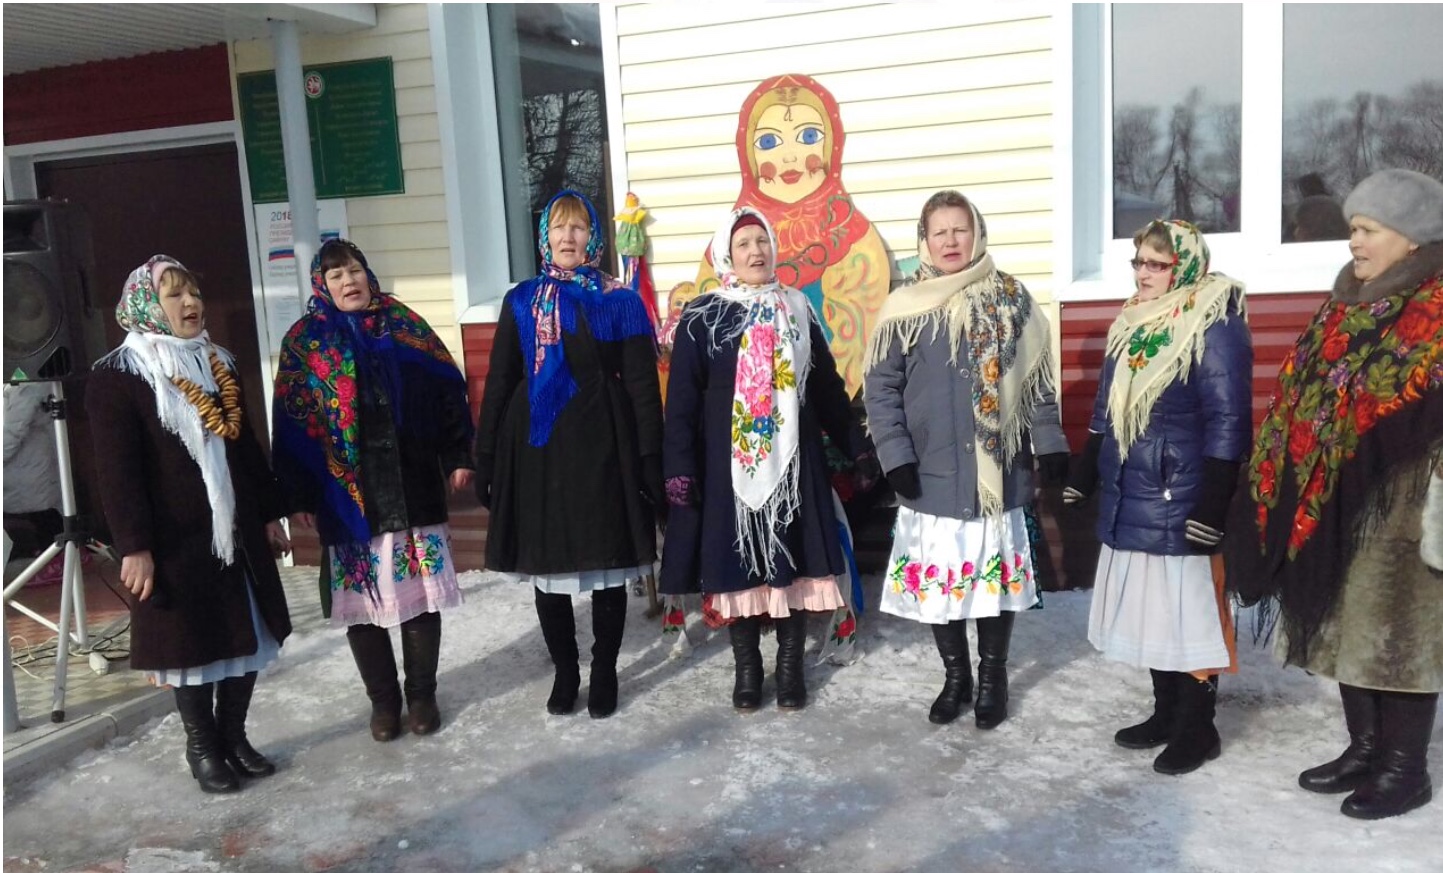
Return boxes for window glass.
[489,4,611,279]
[1282,4,1443,242]
[1111,4,1242,239]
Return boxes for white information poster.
[255,200,348,346]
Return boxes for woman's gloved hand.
[1185,457,1242,552]
[853,450,882,495]
[1062,432,1104,505]
[886,463,922,501]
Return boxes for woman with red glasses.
[1064,220,1252,776]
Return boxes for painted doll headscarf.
[1103,220,1246,456]
[94,255,239,563]
[509,189,655,446]
[688,208,814,578]
[864,194,1054,519]
[272,240,471,546]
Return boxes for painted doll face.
[752,102,828,204]
[325,258,374,312]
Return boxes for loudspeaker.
[4,200,106,383]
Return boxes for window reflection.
[1282,4,1443,243]
[1111,4,1242,238]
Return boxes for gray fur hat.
[1342,168,1443,244]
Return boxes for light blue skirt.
[146,577,280,687]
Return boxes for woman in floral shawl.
[474,190,662,720]
[660,208,870,712]
[1064,220,1252,777]
[89,256,293,793]
[864,190,1069,731]
[272,239,474,743]
[1228,168,1443,820]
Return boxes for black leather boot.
[1153,675,1221,775]
[1116,670,1179,750]
[215,672,275,778]
[174,683,240,793]
[588,586,628,719]
[347,623,403,741]
[775,611,809,710]
[974,612,1015,729]
[400,612,443,735]
[1300,684,1378,793]
[535,590,580,715]
[1341,691,1436,820]
[729,617,764,711]
[929,621,972,725]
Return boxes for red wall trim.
[4,45,234,146]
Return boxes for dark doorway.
[35,142,265,540]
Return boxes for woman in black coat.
[660,208,871,712]
[88,256,292,794]
[273,239,474,743]
[475,190,662,720]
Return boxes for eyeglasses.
[1129,258,1172,274]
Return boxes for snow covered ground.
[4,569,1440,873]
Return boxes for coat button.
[964,444,974,454]
[959,369,971,379]
[380,439,395,450]
[961,509,974,520]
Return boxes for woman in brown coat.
[88,256,293,794]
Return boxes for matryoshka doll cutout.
[695,73,888,399]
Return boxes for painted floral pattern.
[330,540,381,594]
[1250,275,1443,556]
[886,551,1030,602]
[730,301,799,476]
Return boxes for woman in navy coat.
[1066,219,1252,776]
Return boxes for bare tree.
[523,89,605,215]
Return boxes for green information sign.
[238,57,404,202]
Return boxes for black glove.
[1037,452,1069,487]
[886,462,922,500]
[1186,457,1241,552]
[641,454,667,524]
[474,452,494,509]
[1062,432,1104,505]
[853,450,882,494]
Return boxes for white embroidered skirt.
[506,563,652,596]
[879,505,1037,624]
[1087,545,1231,672]
[328,523,464,629]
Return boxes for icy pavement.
[3,570,1440,872]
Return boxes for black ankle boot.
[729,617,764,710]
[588,587,628,719]
[1300,684,1378,793]
[347,624,403,741]
[1116,670,1179,750]
[1341,691,1436,820]
[215,672,275,778]
[1154,675,1221,775]
[775,611,808,710]
[174,683,240,794]
[974,612,1014,729]
[929,621,972,725]
[535,590,580,715]
[401,612,443,735]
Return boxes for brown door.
[36,143,267,539]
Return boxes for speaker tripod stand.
[3,381,114,726]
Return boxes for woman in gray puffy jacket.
[864,190,1069,731]
[1064,219,1252,777]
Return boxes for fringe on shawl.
[733,450,804,580]
[1104,279,1244,458]
[94,334,239,564]
[979,343,1056,518]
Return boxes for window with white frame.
[1067,3,1443,297]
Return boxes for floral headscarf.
[1103,220,1246,456]
[272,240,471,546]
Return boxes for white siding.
[231,4,461,359]
[609,1,1058,303]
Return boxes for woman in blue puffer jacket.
[1064,219,1252,777]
